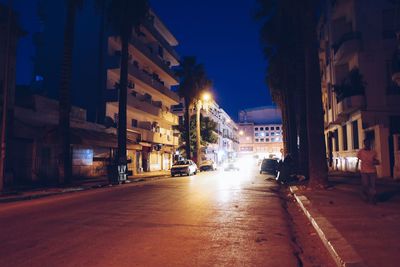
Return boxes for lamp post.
[195,92,211,166]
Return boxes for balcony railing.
[337,95,365,116]
[130,36,179,82]
[135,127,179,146]
[127,64,179,103]
[332,32,362,63]
[142,20,180,62]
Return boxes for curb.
[0,174,172,204]
[289,186,366,267]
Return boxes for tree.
[175,56,211,159]
[255,0,327,186]
[101,0,149,177]
[177,114,218,155]
[58,0,84,184]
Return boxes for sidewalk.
[290,176,400,267]
[0,171,171,203]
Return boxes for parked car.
[224,160,240,171]
[199,160,217,171]
[171,160,198,177]
[260,158,279,175]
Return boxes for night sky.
[3,0,272,120]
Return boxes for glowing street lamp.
[239,130,244,136]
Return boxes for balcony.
[337,95,365,117]
[137,128,179,146]
[127,64,179,103]
[332,32,362,64]
[130,36,179,83]
[142,20,180,62]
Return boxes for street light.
[239,130,244,136]
[196,92,212,166]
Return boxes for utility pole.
[0,0,14,192]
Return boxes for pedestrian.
[356,139,380,204]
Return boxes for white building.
[105,10,180,174]
[172,100,239,164]
[319,0,400,178]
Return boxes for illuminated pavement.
[0,165,299,267]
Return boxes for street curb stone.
[0,175,172,203]
[289,186,366,267]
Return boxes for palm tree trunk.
[96,0,106,124]
[303,1,328,187]
[58,0,76,184]
[117,33,129,175]
[196,101,201,165]
[184,98,191,159]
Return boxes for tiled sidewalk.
[291,177,400,267]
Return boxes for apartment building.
[319,0,400,178]
[105,10,180,174]
[172,100,239,164]
[237,106,283,159]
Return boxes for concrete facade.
[105,10,180,174]
[319,0,400,178]
[237,106,283,159]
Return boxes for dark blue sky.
[4,0,272,119]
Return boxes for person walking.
[357,139,379,204]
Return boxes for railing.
[332,31,362,54]
[128,64,179,102]
[142,20,180,61]
[130,36,179,82]
[135,127,179,146]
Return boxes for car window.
[174,160,188,165]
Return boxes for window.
[352,120,359,149]
[255,133,259,137]
[260,139,264,142]
[265,132,269,136]
[271,132,275,136]
[334,129,339,151]
[255,127,259,131]
[260,127,264,131]
[271,127,275,130]
[276,126,280,130]
[260,132,265,137]
[131,119,138,128]
[265,127,269,130]
[265,138,270,142]
[342,125,348,151]
[255,139,259,142]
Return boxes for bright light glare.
[239,130,244,135]
[202,92,211,102]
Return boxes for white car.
[171,160,198,177]
[199,160,217,171]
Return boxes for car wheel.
[171,174,175,177]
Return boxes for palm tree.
[58,0,84,184]
[255,0,327,186]
[175,56,210,159]
[303,0,328,187]
[101,0,149,177]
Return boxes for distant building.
[172,100,239,164]
[319,0,400,178]
[238,105,281,124]
[237,106,283,159]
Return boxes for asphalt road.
[0,165,300,267]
